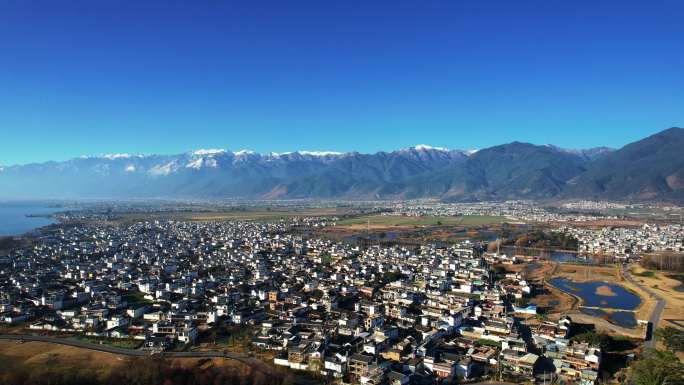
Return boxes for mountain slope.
[0,146,468,199]
[564,127,684,201]
[1,128,682,202]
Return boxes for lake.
[549,278,641,328]
[549,251,586,263]
[549,278,641,310]
[0,202,61,236]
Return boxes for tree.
[515,297,530,307]
[571,331,612,350]
[628,349,684,385]
[655,327,684,353]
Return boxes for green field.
[337,214,507,227]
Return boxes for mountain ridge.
[1,128,683,203]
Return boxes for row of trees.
[508,230,579,250]
[641,253,684,272]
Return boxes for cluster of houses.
[0,218,604,383]
[558,223,684,256]
[379,200,614,223]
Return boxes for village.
[0,213,629,385]
[556,224,684,256]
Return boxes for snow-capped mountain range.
[2,129,684,202]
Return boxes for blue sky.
[1,0,683,165]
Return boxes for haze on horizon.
[1,0,683,166]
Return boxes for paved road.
[0,334,260,366]
[622,265,666,348]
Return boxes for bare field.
[116,208,348,223]
[337,214,507,228]
[0,340,124,376]
[546,219,646,228]
[0,340,256,378]
[555,263,622,282]
[629,265,684,331]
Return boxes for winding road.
[622,264,666,348]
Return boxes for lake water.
[549,278,641,310]
[579,308,638,328]
[345,231,399,243]
[549,251,586,263]
[668,274,684,293]
[549,278,641,328]
[0,202,61,236]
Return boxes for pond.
[610,311,638,328]
[668,274,684,293]
[345,231,399,243]
[549,251,585,263]
[524,262,542,273]
[549,278,641,310]
[579,308,638,328]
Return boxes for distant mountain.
[1,129,682,202]
[444,141,590,200]
[0,146,468,199]
[564,127,684,201]
[546,145,615,161]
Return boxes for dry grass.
[555,263,622,282]
[630,265,684,331]
[337,214,507,228]
[0,340,252,378]
[117,208,347,223]
[0,340,123,377]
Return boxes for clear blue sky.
[1,0,683,165]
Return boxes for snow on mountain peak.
[78,153,146,160]
[191,149,226,156]
[412,144,449,152]
[186,157,218,169]
[297,151,345,157]
[269,152,291,157]
[268,151,346,158]
[149,161,179,176]
[102,153,133,159]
